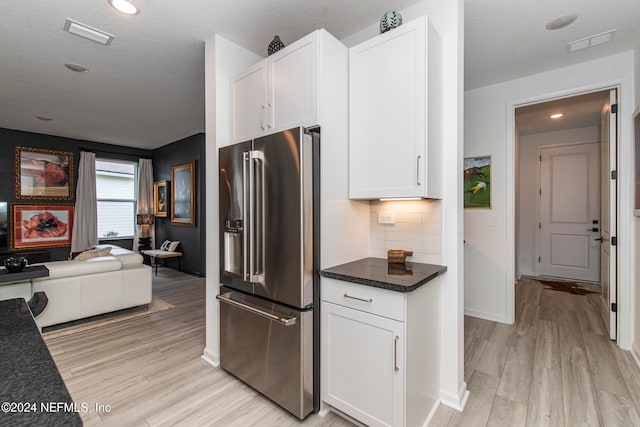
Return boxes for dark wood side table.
[0,265,49,284]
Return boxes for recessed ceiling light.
[550,113,564,119]
[545,14,578,30]
[64,63,89,73]
[36,116,53,121]
[108,0,139,15]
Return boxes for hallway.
[432,277,640,426]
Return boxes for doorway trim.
[507,80,634,348]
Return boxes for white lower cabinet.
[322,301,404,426]
[321,277,440,427]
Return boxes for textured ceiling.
[516,90,610,136]
[0,0,422,149]
[465,0,640,90]
[2,1,638,149]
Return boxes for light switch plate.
[378,211,396,224]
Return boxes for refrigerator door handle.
[217,292,297,326]
[249,150,265,284]
[242,151,250,281]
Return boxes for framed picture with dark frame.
[154,181,169,217]
[14,146,74,200]
[171,161,195,225]
[11,203,74,249]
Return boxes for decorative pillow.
[159,240,171,251]
[75,247,112,261]
[167,241,180,252]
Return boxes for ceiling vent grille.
[63,18,114,46]
[567,29,616,53]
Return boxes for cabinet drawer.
[321,277,404,321]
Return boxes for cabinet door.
[232,60,267,143]
[321,301,404,427]
[268,31,319,132]
[349,18,426,199]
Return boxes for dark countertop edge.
[320,259,447,293]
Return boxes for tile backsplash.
[369,200,442,264]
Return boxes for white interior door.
[539,143,600,281]
[600,89,617,340]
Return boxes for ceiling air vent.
[567,29,616,53]
[63,18,114,46]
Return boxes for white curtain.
[71,151,97,253]
[133,158,155,251]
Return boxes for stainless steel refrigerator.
[217,126,319,419]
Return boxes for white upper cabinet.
[232,31,319,143]
[349,16,442,199]
[232,61,268,143]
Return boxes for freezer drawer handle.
[216,293,297,326]
[343,293,373,303]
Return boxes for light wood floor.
[431,277,640,426]
[46,268,353,426]
[46,272,640,426]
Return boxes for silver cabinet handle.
[416,155,422,186]
[267,103,272,129]
[217,293,297,326]
[260,105,266,130]
[394,336,399,372]
[343,293,373,303]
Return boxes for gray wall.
[152,133,206,276]
[0,127,150,261]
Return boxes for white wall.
[517,126,600,277]
[344,0,467,411]
[634,48,640,362]
[370,200,442,264]
[202,34,261,366]
[465,51,636,350]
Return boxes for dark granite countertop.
[320,257,447,293]
[0,298,82,427]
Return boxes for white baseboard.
[201,347,220,367]
[423,400,441,427]
[440,381,470,412]
[464,307,506,324]
[632,343,640,369]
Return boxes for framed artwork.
[15,146,74,200]
[171,161,195,225]
[154,181,169,217]
[11,204,74,249]
[464,156,491,209]
[635,108,640,216]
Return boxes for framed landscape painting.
[464,156,491,209]
[154,181,169,217]
[15,146,74,200]
[12,204,74,249]
[171,161,195,225]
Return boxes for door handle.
[394,336,400,372]
[595,237,604,242]
[343,293,373,303]
[242,152,250,281]
[267,103,273,129]
[416,155,422,186]
[260,105,266,130]
[217,293,297,326]
[587,228,599,232]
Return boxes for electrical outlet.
[378,211,396,224]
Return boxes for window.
[96,159,136,239]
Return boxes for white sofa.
[32,245,152,328]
